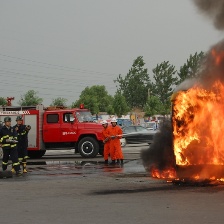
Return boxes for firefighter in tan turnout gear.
[0,116,22,176]
[14,116,31,173]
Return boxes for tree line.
[0,51,204,117]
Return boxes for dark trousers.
[18,146,28,159]
[17,146,28,168]
[2,148,20,171]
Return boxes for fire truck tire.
[78,137,99,158]
[28,150,46,159]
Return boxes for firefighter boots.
[22,164,27,173]
[16,170,23,176]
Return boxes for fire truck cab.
[0,105,104,158]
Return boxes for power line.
[0,69,115,82]
[0,53,118,104]
[0,53,116,76]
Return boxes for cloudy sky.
[0,0,223,106]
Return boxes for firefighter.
[109,118,124,165]
[14,115,31,173]
[101,120,110,164]
[0,116,22,176]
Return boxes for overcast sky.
[0,0,223,106]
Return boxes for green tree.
[106,105,114,115]
[0,97,7,106]
[18,90,43,106]
[176,51,205,85]
[150,61,178,114]
[144,96,165,116]
[50,97,67,107]
[113,91,129,117]
[72,85,113,114]
[115,56,151,109]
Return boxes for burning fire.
[147,47,224,182]
[144,0,224,183]
[173,81,224,166]
[151,166,176,179]
[170,48,224,181]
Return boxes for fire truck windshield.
[76,111,94,122]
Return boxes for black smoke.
[141,119,175,173]
[193,0,224,30]
[192,0,224,87]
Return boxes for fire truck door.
[60,113,78,142]
[43,113,61,142]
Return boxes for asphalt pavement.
[1,144,224,224]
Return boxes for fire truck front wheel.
[78,137,99,158]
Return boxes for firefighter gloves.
[25,125,31,131]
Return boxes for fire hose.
[103,134,127,143]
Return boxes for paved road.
[1,144,224,224]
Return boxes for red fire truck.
[0,105,104,158]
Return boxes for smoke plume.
[141,119,175,172]
[176,39,224,92]
[193,0,224,30]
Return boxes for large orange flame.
[173,81,224,166]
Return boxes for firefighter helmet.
[16,116,23,121]
[4,116,11,122]
[111,118,117,123]
[101,120,108,125]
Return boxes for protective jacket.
[0,125,18,149]
[13,124,30,165]
[102,126,110,161]
[14,124,29,149]
[0,125,20,171]
[108,125,123,161]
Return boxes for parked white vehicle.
[120,138,127,147]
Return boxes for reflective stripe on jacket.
[0,125,18,150]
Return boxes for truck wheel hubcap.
[82,141,94,154]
